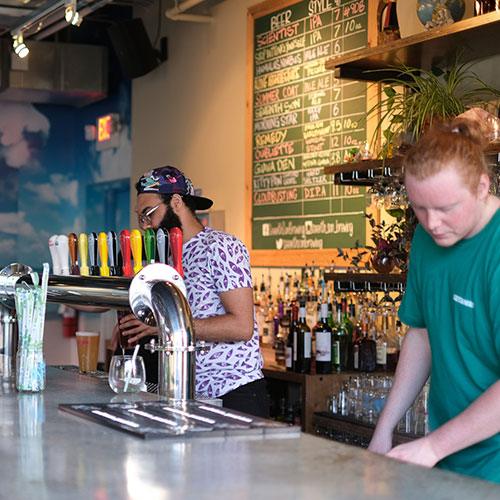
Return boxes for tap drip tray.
[59,400,301,440]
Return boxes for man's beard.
[157,203,182,232]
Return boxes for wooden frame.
[245,0,378,268]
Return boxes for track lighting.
[12,33,29,59]
[65,0,82,26]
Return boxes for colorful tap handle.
[130,229,143,275]
[120,230,133,277]
[78,233,90,276]
[169,227,183,278]
[48,234,62,275]
[68,233,80,275]
[144,229,156,264]
[88,232,100,276]
[98,232,110,277]
[107,231,118,276]
[156,228,167,264]
[55,235,70,276]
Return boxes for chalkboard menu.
[250,0,368,254]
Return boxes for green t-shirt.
[399,208,500,483]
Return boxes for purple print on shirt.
[182,227,263,398]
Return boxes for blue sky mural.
[0,80,132,273]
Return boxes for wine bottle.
[341,296,354,369]
[359,321,377,372]
[286,304,298,372]
[294,302,311,374]
[332,302,348,372]
[315,302,332,374]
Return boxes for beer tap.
[169,227,183,278]
[88,232,99,276]
[98,232,110,277]
[120,230,133,277]
[156,228,168,264]
[68,233,80,276]
[130,230,143,275]
[78,233,90,276]
[107,231,119,276]
[144,229,156,265]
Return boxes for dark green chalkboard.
[250,0,368,252]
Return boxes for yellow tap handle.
[98,232,110,277]
[78,233,89,276]
[131,229,143,275]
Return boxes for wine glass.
[108,355,146,393]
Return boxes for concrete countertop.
[0,367,499,500]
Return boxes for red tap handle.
[120,230,133,277]
[169,227,183,278]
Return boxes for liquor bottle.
[262,295,275,345]
[341,296,354,369]
[376,328,388,371]
[286,304,298,371]
[294,302,311,374]
[332,302,348,372]
[315,302,332,374]
[359,321,377,372]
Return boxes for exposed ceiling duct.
[165,0,213,23]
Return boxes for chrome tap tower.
[0,263,204,402]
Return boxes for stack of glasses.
[328,374,429,437]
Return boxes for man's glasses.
[138,203,161,227]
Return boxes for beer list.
[252,0,368,251]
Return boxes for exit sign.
[96,113,120,151]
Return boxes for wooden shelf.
[325,11,500,81]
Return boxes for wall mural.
[0,81,132,273]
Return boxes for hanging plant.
[366,53,500,158]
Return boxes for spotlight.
[12,34,29,59]
[65,1,82,26]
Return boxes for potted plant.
[337,209,417,273]
[367,53,500,158]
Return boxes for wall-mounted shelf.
[324,144,500,186]
[325,11,500,81]
[324,272,406,292]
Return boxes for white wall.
[131,0,257,242]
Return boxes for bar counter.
[1,367,500,500]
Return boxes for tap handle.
[156,228,168,264]
[48,234,62,275]
[88,232,100,276]
[144,229,156,264]
[120,229,133,277]
[107,231,118,276]
[169,227,183,278]
[78,233,90,276]
[98,232,110,277]
[131,229,143,275]
[68,233,80,275]
[55,235,70,276]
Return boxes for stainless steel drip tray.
[58,400,301,440]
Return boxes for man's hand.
[385,436,440,468]
[118,313,158,345]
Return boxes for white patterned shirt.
[183,227,263,398]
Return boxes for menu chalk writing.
[251,0,368,251]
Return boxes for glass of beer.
[116,309,133,353]
[75,331,100,373]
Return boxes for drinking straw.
[15,263,49,391]
[124,344,140,392]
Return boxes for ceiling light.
[65,1,82,26]
[12,34,29,59]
